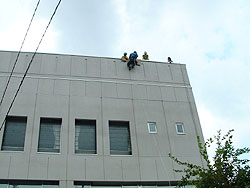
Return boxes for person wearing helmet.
[121,52,129,62]
[127,51,138,70]
[142,51,149,60]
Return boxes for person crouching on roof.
[127,51,138,70]
[121,52,129,62]
[142,51,149,60]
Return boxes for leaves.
[169,129,250,188]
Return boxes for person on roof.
[142,51,149,60]
[121,52,129,62]
[127,51,138,70]
[168,57,173,63]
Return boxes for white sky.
[0,0,250,157]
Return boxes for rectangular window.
[147,122,157,133]
[38,118,62,153]
[1,116,27,151]
[109,121,132,155]
[176,122,185,134]
[0,180,59,188]
[75,119,96,154]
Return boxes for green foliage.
[169,129,250,188]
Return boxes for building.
[0,51,204,188]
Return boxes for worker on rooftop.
[127,51,138,70]
[168,57,173,63]
[142,51,149,60]
[121,52,129,62]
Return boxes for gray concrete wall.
[0,51,204,188]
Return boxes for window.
[109,121,132,155]
[75,119,96,154]
[0,180,59,188]
[1,116,27,151]
[176,122,185,134]
[147,122,157,133]
[38,118,62,153]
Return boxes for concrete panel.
[155,157,175,181]
[67,157,86,180]
[101,59,116,78]
[5,77,22,93]
[48,156,67,180]
[38,79,54,95]
[86,81,101,97]
[29,53,42,74]
[21,78,39,94]
[170,64,183,83]
[139,157,158,181]
[162,102,200,157]
[9,154,29,179]
[174,87,188,102]
[56,55,71,76]
[86,58,101,77]
[0,155,10,178]
[12,52,30,73]
[116,61,130,79]
[54,80,70,96]
[161,87,176,102]
[104,157,122,180]
[0,51,11,71]
[117,83,132,99]
[0,77,7,92]
[102,82,117,98]
[180,65,190,85]
[130,65,145,80]
[133,100,171,157]
[70,80,86,97]
[35,94,69,117]
[70,56,87,76]
[132,85,147,100]
[102,98,137,156]
[121,158,140,181]
[40,54,58,75]
[157,63,172,82]
[144,63,159,81]
[146,85,162,100]
[28,155,48,179]
[85,157,104,180]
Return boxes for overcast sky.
[0,0,250,157]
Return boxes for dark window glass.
[75,119,96,154]
[1,116,27,151]
[38,118,61,153]
[109,121,131,155]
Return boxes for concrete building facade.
[0,51,204,188]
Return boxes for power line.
[0,0,62,131]
[0,0,41,109]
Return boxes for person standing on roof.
[121,52,129,62]
[168,57,173,63]
[142,51,149,60]
[127,51,138,70]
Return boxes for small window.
[176,122,185,134]
[1,116,27,151]
[38,118,62,153]
[109,121,132,155]
[75,119,96,154]
[147,122,157,133]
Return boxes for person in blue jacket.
[127,51,138,70]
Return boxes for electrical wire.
[0,0,41,109]
[0,0,62,131]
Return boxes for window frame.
[37,117,62,153]
[147,122,157,134]
[75,119,97,154]
[109,120,132,155]
[1,116,27,152]
[175,122,185,135]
